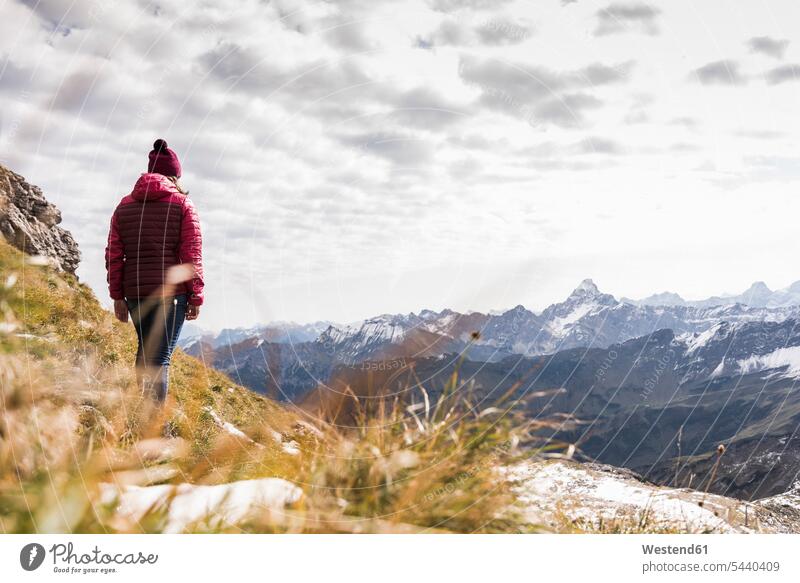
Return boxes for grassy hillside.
[0,239,535,533]
[0,237,297,437]
[0,238,312,530]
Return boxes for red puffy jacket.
[105,173,204,305]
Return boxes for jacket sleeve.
[179,198,204,306]
[105,210,125,300]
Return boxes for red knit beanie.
[148,139,182,178]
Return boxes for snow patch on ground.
[506,460,739,533]
[205,407,300,455]
[205,407,254,442]
[99,478,303,533]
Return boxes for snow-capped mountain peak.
[622,291,686,307]
[570,278,600,298]
[418,309,439,320]
[742,281,773,304]
[748,281,771,293]
[555,280,618,312]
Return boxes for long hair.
[167,176,189,195]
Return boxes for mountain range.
[182,278,800,361]
[183,279,800,500]
[183,279,800,387]
[624,280,800,309]
[182,320,332,349]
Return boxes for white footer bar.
[1,534,797,582]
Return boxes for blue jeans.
[126,294,187,402]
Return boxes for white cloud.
[747,36,790,60]
[594,2,661,36]
[2,0,800,329]
[690,60,747,85]
[764,64,800,85]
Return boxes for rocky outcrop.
[0,164,80,273]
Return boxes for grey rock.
[0,164,80,273]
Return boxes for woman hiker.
[105,139,204,403]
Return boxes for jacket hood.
[130,173,181,201]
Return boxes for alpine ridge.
[624,279,800,309]
[184,279,800,399]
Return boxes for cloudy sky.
[2,0,800,329]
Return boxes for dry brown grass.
[0,239,304,532]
